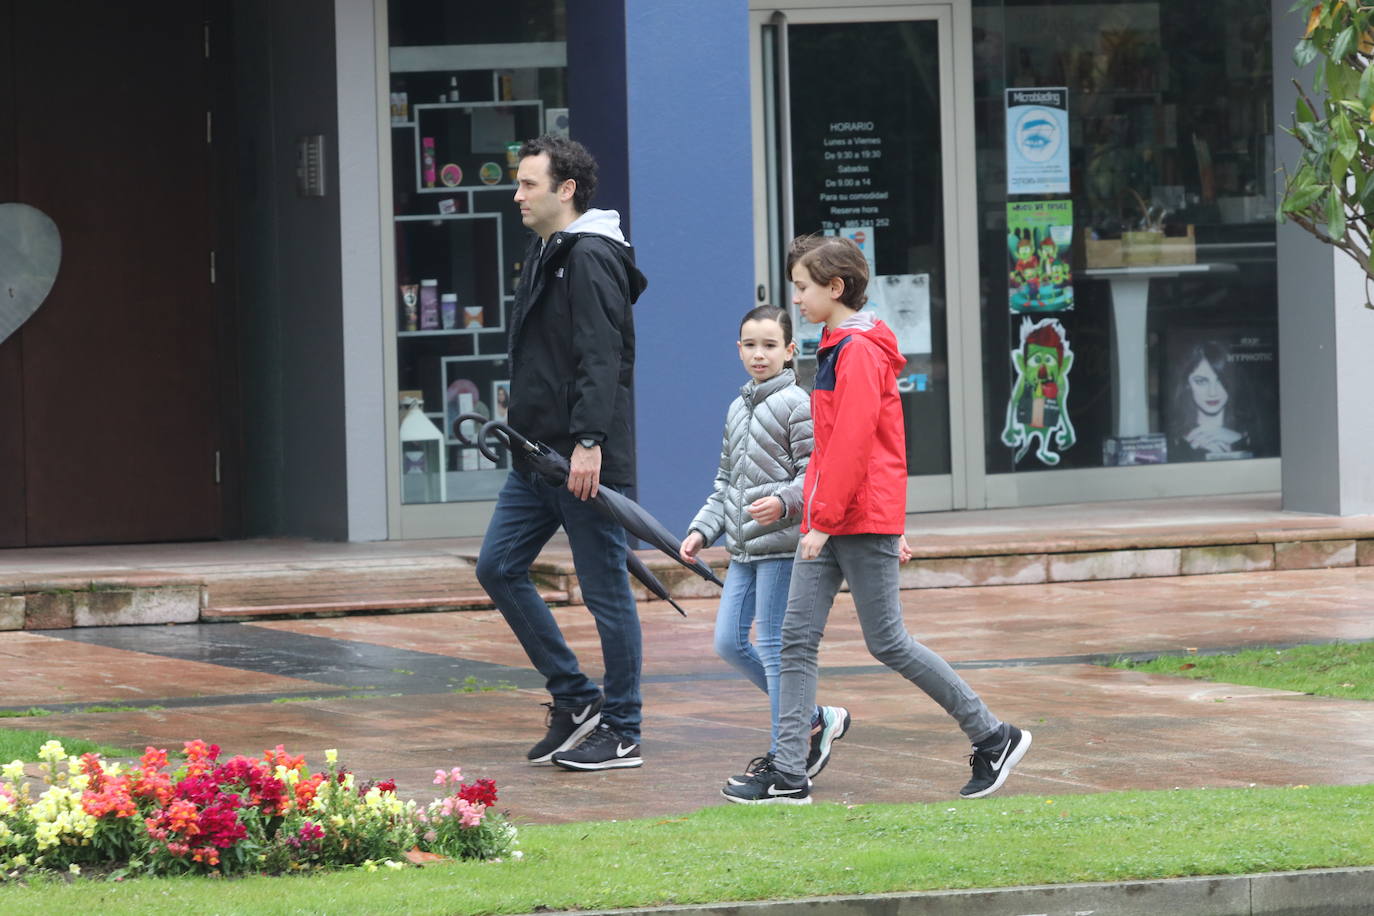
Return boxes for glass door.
[753,4,980,512]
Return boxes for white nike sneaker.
[959,724,1032,799]
[551,722,643,771]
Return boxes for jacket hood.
[539,208,648,304]
[740,367,797,403]
[563,208,629,246]
[820,313,906,375]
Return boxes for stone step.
[4,514,1372,629]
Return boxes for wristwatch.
[576,437,600,449]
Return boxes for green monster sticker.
[1002,317,1076,465]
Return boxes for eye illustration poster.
[1006,87,1070,195]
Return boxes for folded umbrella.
[453,414,720,612]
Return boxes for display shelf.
[399,327,504,338]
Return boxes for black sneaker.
[806,706,852,778]
[551,722,642,771]
[959,724,1032,799]
[726,752,775,787]
[721,765,811,805]
[526,696,602,765]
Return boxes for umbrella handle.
[451,413,490,448]
[479,419,538,456]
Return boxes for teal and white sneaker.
[806,705,852,778]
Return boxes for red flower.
[458,778,498,808]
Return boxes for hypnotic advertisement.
[1005,87,1070,195]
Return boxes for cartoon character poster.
[1007,200,1074,313]
[1002,317,1076,466]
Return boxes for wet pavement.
[4,564,1373,824]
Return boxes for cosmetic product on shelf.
[422,137,436,188]
[400,284,419,331]
[441,293,458,330]
[448,76,460,102]
[463,305,484,329]
[419,279,440,330]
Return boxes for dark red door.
[3,1,221,545]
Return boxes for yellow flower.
[324,748,338,765]
[1,760,23,783]
[68,864,81,875]
[10,854,27,868]
[37,741,66,764]
[384,859,403,870]
[362,859,378,872]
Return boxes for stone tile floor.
[4,565,1373,824]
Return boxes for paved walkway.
[4,563,1373,824]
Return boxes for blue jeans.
[475,469,642,742]
[714,557,792,754]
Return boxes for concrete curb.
[539,867,1374,916]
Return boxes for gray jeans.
[774,533,1002,777]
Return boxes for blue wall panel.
[624,0,755,535]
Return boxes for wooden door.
[6,1,221,545]
[0,0,26,546]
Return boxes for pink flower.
[449,766,462,784]
[433,769,447,786]
[456,798,486,828]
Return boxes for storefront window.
[974,0,1279,472]
[388,1,567,504]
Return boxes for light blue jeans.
[715,556,816,755]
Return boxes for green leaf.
[1327,188,1347,240]
[1297,94,1318,123]
[1286,181,1327,211]
[1295,38,1320,68]
[1332,26,1356,62]
[1360,61,1374,107]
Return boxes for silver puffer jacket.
[688,369,813,561]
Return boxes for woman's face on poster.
[1188,357,1228,417]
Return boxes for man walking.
[475,135,648,771]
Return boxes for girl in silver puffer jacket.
[680,306,851,784]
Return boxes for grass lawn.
[0,727,135,764]
[1110,641,1374,700]
[1,784,1371,915]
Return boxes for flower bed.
[0,740,516,879]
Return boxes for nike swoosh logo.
[990,738,1013,772]
[616,743,636,757]
[571,705,594,725]
[767,784,804,796]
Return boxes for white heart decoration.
[0,202,62,346]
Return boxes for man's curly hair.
[518,135,598,213]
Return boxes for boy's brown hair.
[786,234,869,309]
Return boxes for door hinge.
[204,23,211,59]
[206,110,213,144]
[214,450,222,485]
[209,250,217,285]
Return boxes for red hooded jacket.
[802,314,908,536]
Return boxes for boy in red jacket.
[722,235,1031,805]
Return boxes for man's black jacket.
[507,223,648,487]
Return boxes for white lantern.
[400,398,446,503]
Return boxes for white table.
[1082,263,1238,437]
